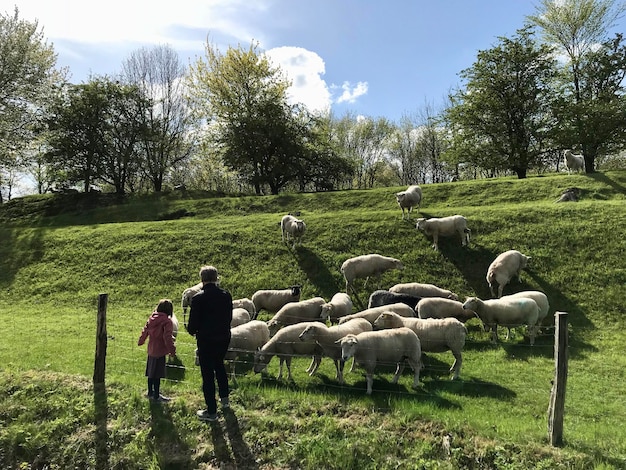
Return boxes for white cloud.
[265,46,331,114]
[335,81,368,104]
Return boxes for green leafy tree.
[445,27,558,179]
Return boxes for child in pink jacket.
[138,299,177,402]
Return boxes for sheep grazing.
[281,214,306,247]
[181,282,203,314]
[231,307,251,328]
[416,215,471,251]
[416,297,477,323]
[395,185,422,220]
[563,149,585,174]
[338,327,422,395]
[267,297,326,336]
[373,312,467,380]
[486,250,531,298]
[340,254,404,294]
[502,290,550,337]
[320,292,354,324]
[252,285,302,314]
[297,318,372,383]
[225,320,270,383]
[232,297,256,319]
[338,303,416,325]
[367,289,421,311]
[390,282,459,301]
[253,322,323,381]
[462,296,539,345]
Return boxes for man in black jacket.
[187,265,233,422]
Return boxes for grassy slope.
[0,171,625,469]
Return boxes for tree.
[528,0,626,171]
[121,45,194,191]
[0,7,66,201]
[445,27,558,179]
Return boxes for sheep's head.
[290,285,302,297]
[338,334,358,362]
[373,312,392,330]
[320,303,333,320]
[520,255,531,269]
[415,218,427,231]
[253,350,269,373]
[462,297,478,311]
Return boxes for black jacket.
[187,283,233,343]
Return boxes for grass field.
[1,171,625,469]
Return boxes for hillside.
[1,171,625,469]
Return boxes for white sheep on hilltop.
[266,297,326,336]
[563,149,585,174]
[251,285,302,314]
[390,282,459,301]
[225,320,270,383]
[416,215,471,251]
[486,250,531,298]
[338,303,416,325]
[281,214,306,247]
[395,185,422,220]
[416,297,477,323]
[340,254,404,294]
[373,312,467,380]
[298,318,372,383]
[320,293,353,324]
[181,282,203,314]
[338,327,422,395]
[253,322,323,381]
[462,296,539,345]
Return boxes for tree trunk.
[514,167,527,179]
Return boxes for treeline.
[2,1,626,202]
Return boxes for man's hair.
[156,299,174,316]
[200,265,219,283]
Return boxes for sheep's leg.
[489,283,496,298]
[348,356,356,373]
[432,234,439,250]
[278,358,285,379]
[407,357,421,388]
[285,357,294,381]
[365,373,374,395]
[497,283,504,298]
[308,355,321,376]
[392,362,405,384]
[336,359,345,384]
[450,352,462,380]
[491,326,499,344]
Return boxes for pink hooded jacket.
[138,311,176,357]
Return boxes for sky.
[5,1,626,123]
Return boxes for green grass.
[1,171,625,469]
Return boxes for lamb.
[320,292,354,324]
[340,254,404,294]
[563,149,585,174]
[415,215,471,251]
[225,320,270,383]
[486,250,531,298]
[338,327,422,395]
[367,289,421,311]
[462,296,539,345]
[390,282,459,301]
[232,297,256,319]
[338,303,416,325]
[281,214,306,247]
[297,318,373,383]
[231,307,251,328]
[251,285,302,314]
[373,312,467,380]
[266,297,326,336]
[395,185,422,220]
[181,282,203,314]
[253,322,323,381]
[416,297,477,323]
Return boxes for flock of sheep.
[173,182,554,395]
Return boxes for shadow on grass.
[93,383,109,470]
[149,401,194,469]
[589,172,626,195]
[290,246,342,299]
[201,408,259,469]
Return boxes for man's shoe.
[197,409,218,422]
[155,394,171,403]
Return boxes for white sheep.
[266,297,326,336]
[251,285,302,314]
[281,214,306,247]
[340,254,404,294]
[390,282,459,301]
[416,297,477,323]
[338,327,422,395]
[253,321,323,381]
[297,318,373,383]
[232,297,256,319]
[225,320,270,383]
[320,292,354,324]
[373,312,467,380]
[462,296,539,345]
[486,250,531,298]
[415,215,471,251]
[395,185,422,220]
[181,282,203,314]
[337,303,416,325]
[563,149,585,174]
[502,290,550,338]
[231,307,251,328]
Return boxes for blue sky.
[7,1,626,122]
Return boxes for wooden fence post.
[548,311,568,446]
[93,293,108,386]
